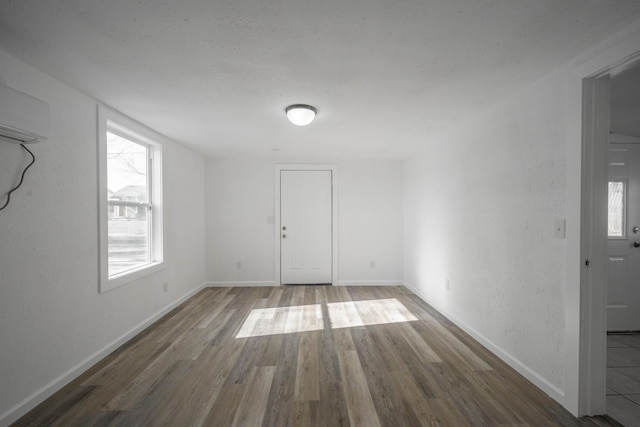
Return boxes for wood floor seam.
[12,286,616,427]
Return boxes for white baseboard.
[402,281,565,405]
[336,280,405,286]
[205,281,276,287]
[0,283,207,427]
[205,281,403,287]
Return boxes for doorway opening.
[604,64,640,425]
[581,51,640,422]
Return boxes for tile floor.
[608,333,640,426]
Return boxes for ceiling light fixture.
[285,104,317,126]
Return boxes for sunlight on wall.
[235,298,417,339]
[406,195,452,313]
[417,245,449,307]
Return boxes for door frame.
[576,43,640,415]
[578,74,610,416]
[274,164,338,286]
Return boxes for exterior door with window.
[607,142,640,331]
[280,170,332,285]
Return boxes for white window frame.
[98,105,164,293]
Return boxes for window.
[98,106,163,292]
[608,180,626,238]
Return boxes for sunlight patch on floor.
[235,303,323,338]
[328,298,418,329]
[236,297,418,338]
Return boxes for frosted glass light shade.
[286,104,317,126]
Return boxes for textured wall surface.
[0,50,206,422]
[403,69,568,396]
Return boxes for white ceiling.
[1,1,640,159]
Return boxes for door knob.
[282,234,287,239]
[634,241,640,248]
[282,226,287,231]
[634,226,640,234]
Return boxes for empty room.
[2,1,640,426]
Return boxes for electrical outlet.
[163,282,168,293]
[236,261,242,270]
[370,261,375,268]
[445,279,451,291]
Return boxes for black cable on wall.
[0,144,36,212]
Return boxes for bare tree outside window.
[106,132,151,276]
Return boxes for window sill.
[100,261,164,293]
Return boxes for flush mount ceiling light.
[285,104,317,126]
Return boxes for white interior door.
[607,142,640,331]
[280,170,332,285]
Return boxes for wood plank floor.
[14,286,621,426]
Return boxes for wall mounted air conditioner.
[0,83,50,144]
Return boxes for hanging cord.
[0,143,36,212]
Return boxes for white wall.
[3,18,639,423]
[205,158,403,285]
[0,50,206,424]
[404,68,569,401]
[205,158,276,283]
[403,22,640,414]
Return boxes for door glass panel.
[608,181,626,237]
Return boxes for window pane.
[608,181,625,237]
[107,132,150,276]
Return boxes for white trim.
[205,281,277,287]
[402,282,564,403]
[106,262,165,287]
[579,76,611,415]
[204,281,405,287]
[274,164,339,286]
[336,280,405,286]
[97,105,165,293]
[0,283,206,427]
